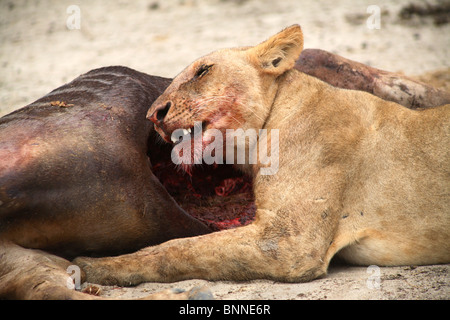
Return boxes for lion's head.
[147,25,303,170]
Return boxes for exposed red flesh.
[148,135,255,231]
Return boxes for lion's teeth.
[187,128,191,134]
[182,129,189,136]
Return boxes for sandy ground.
[85,264,449,300]
[1,0,449,300]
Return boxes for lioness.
[75,25,450,285]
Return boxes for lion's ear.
[248,25,303,76]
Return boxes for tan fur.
[75,25,450,285]
[0,240,210,299]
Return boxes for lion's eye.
[194,64,213,80]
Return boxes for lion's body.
[257,70,449,267]
[76,25,450,285]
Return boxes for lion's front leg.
[74,211,328,286]
[0,241,100,300]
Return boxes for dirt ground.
[1,0,449,300]
[86,264,450,300]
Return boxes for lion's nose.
[148,101,172,125]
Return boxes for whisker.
[229,114,243,126]
[183,94,246,127]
